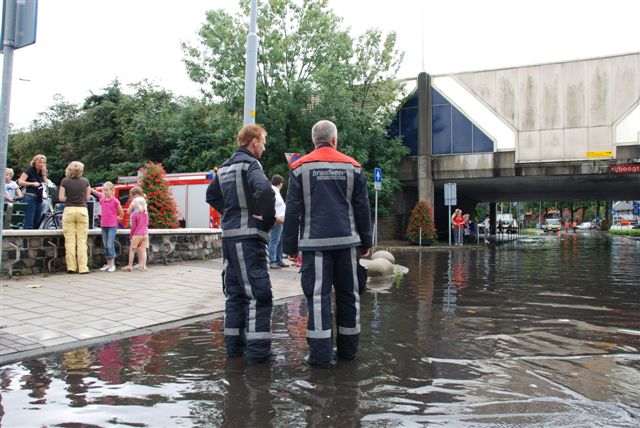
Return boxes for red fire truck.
[99,171,220,229]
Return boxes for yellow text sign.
[586,151,613,158]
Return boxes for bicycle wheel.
[40,215,61,230]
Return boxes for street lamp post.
[243,0,258,125]
[0,0,18,268]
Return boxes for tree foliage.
[9,0,408,216]
[183,0,408,213]
[7,81,235,186]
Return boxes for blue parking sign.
[374,167,382,183]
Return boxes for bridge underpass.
[433,173,639,203]
[389,53,640,239]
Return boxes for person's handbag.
[357,261,368,295]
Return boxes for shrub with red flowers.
[139,162,180,229]
[406,200,437,245]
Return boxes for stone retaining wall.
[1,229,222,277]
[377,215,406,241]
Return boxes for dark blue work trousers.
[301,247,362,364]
[221,238,273,362]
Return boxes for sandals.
[121,265,147,272]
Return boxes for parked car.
[576,222,594,230]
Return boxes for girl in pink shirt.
[122,196,149,272]
[91,182,124,272]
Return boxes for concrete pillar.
[489,202,497,235]
[605,200,613,225]
[417,72,434,205]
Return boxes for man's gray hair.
[312,120,337,146]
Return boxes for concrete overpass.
[388,53,640,236]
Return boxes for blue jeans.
[455,227,463,245]
[101,227,118,260]
[23,193,42,229]
[268,222,283,265]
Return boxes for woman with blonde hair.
[59,161,92,274]
[17,154,47,229]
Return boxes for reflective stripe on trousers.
[221,238,273,360]
[301,247,361,362]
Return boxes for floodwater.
[1,233,639,427]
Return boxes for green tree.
[182,0,407,213]
[165,100,240,173]
[8,81,238,185]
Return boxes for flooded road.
[2,234,639,426]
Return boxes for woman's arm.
[17,172,38,189]
[85,186,92,201]
[58,186,67,202]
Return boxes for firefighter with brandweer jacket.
[206,124,276,364]
[283,120,372,369]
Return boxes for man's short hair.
[312,120,337,147]
[271,174,284,186]
[237,124,266,147]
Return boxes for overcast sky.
[3,0,639,128]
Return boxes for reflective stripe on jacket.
[206,148,276,242]
[282,147,372,253]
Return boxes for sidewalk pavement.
[0,259,304,365]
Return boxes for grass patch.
[609,229,640,237]
[520,228,541,236]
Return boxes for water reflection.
[1,235,639,426]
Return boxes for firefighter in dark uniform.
[283,120,372,368]
[206,124,276,364]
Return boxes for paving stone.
[0,259,304,363]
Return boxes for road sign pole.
[373,167,382,247]
[448,204,451,246]
[374,188,378,247]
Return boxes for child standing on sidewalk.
[92,182,124,272]
[122,197,149,272]
[126,186,145,222]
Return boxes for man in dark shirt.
[206,124,276,364]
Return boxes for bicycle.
[39,198,64,230]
